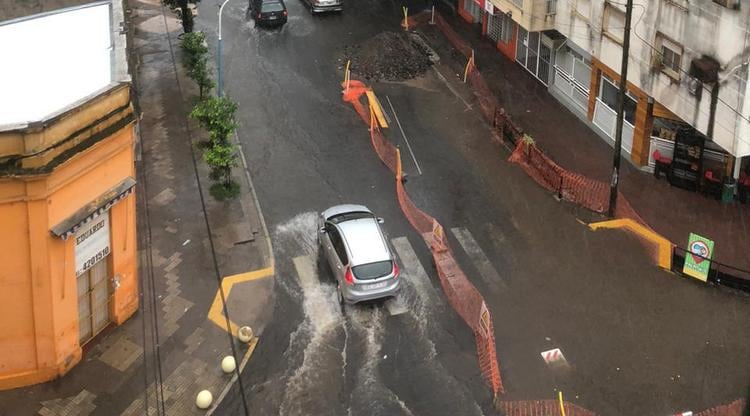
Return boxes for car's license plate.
[364,281,387,290]
[269,15,277,19]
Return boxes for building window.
[666,0,689,11]
[512,0,524,9]
[656,33,683,80]
[602,2,626,44]
[575,0,591,19]
[713,0,740,10]
[599,74,637,125]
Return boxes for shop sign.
[484,0,494,14]
[682,233,714,282]
[75,214,111,276]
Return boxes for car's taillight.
[283,9,288,16]
[392,262,399,278]
[344,267,354,285]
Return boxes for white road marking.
[386,95,423,175]
[384,297,409,316]
[391,236,440,302]
[450,227,507,290]
[432,66,473,111]
[293,255,317,288]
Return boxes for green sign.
[682,233,715,282]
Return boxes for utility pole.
[607,0,634,218]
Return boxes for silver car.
[318,204,400,305]
[303,0,342,13]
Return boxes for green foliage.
[192,97,241,200]
[210,181,240,201]
[203,141,238,185]
[181,31,208,69]
[188,56,215,99]
[189,96,238,144]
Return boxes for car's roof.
[322,204,372,220]
[338,217,390,266]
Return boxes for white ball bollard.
[237,326,254,343]
[221,356,236,374]
[195,390,213,409]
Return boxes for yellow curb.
[588,219,673,270]
[208,266,274,335]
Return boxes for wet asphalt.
[199,1,750,415]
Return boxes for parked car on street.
[302,0,343,13]
[250,0,287,26]
[318,204,400,306]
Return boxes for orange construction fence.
[342,79,504,396]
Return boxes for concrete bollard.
[238,326,254,343]
[221,356,236,374]
[196,390,213,409]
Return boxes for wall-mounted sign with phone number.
[75,214,111,276]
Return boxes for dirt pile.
[343,31,433,82]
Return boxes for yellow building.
[0,1,138,389]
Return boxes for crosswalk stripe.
[450,227,507,290]
[385,297,409,316]
[293,255,316,289]
[391,236,440,302]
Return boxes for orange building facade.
[0,82,138,389]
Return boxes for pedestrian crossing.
[287,226,505,316]
[450,227,508,291]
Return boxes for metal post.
[430,5,435,24]
[607,0,634,218]
[218,0,231,97]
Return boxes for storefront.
[648,116,734,196]
[515,28,553,85]
[484,5,517,60]
[458,0,482,24]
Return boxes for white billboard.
[0,2,113,126]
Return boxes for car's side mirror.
[377,217,384,224]
[319,226,327,234]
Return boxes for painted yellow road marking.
[208,266,274,335]
[365,90,389,128]
[589,219,673,269]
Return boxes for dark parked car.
[251,0,287,26]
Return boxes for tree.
[189,96,238,145]
[181,31,208,69]
[204,141,240,200]
[189,56,214,99]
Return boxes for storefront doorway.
[74,214,113,345]
[516,28,552,85]
[77,259,111,345]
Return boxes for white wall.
[554,0,750,158]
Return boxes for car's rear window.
[329,211,373,224]
[261,1,284,12]
[352,260,393,280]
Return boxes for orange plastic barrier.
[498,400,597,416]
[693,399,746,416]
[342,80,504,396]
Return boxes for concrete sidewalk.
[0,0,272,415]
[418,10,750,272]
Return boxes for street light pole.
[217,0,231,97]
[607,0,635,218]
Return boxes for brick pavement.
[0,0,272,414]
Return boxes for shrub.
[189,96,238,145]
